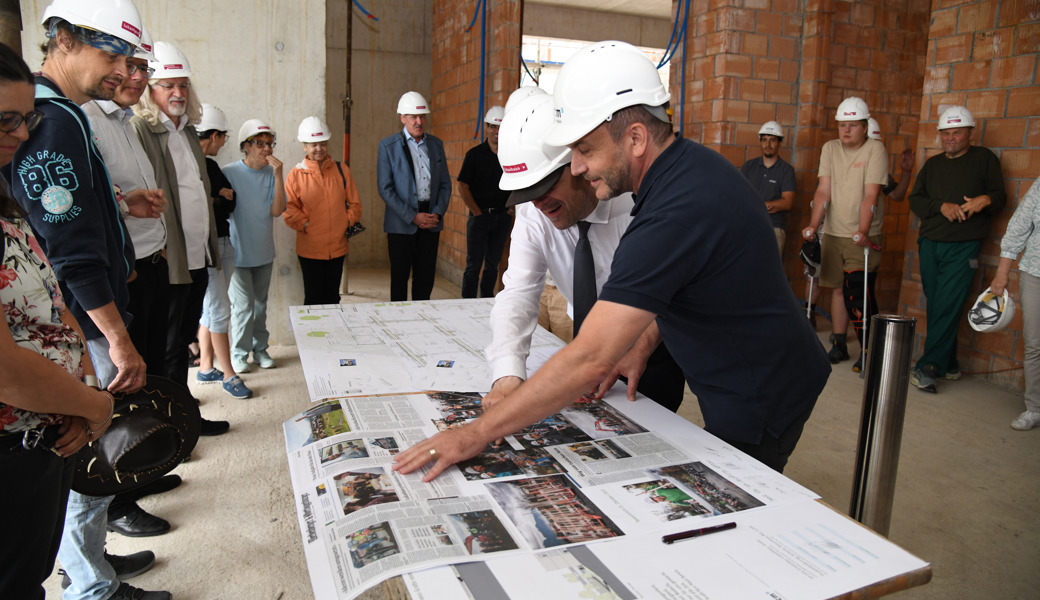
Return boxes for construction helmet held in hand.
[149,41,192,79]
[937,106,975,130]
[544,40,670,147]
[968,288,1015,332]
[758,121,784,139]
[397,91,430,115]
[498,94,573,206]
[297,116,331,142]
[42,0,145,51]
[835,96,870,122]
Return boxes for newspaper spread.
[285,300,927,600]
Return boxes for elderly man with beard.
[9,2,172,597]
[131,41,228,435]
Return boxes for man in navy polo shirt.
[740,121,795,256]
[394,41,831,480]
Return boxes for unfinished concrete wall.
[20,0,328,347]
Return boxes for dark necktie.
[572,221,596,335]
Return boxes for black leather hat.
[72,376,201,496]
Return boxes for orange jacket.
[283,156,363,260]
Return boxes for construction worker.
[803,97,890,372]
[394,40,829,479]
[740,121,795,256]
[458,106,511,298]
[909,106,1006,392]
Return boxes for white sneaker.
[254,349,276,369]
[1011,411,1040,431]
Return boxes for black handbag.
[336,161,366,239]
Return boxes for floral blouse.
[1,216,84,433]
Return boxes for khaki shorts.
[774,228,786,257]
[819,234,881,288]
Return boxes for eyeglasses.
[128,62,155,77]
[249,140,276,149]
[154,82,191,92]
[0,110,44,133]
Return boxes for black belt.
[417,200,431,213]
[136,250,164,265]
[481,207,507,215]
[0,424,63,454]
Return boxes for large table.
[284,299,931,600]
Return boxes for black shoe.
[827,339,849,363]
[60,550,156,588]
[107,503,171,537]
[852,356,863,373]
[109,582,171,600]
[200,418,230,436]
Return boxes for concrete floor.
[44,268,1040,599]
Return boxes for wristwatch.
[83,375,102,390]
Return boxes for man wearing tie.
[483,94,684,412]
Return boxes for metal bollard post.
[849,314,916,536]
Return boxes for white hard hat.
[498,94,573,207]
[835,96,870,121]
[484,106,504,125]
[758,121,784,139]
[969,288,1015,332]
[937,106,975,130]
[867,118,882,140]
[41,0,145,50]
[544,40,671,147]
[504,86,547,114]
[397,91,430,115]
[134,25,154,61]
[239,118,276,145]
[297,116,331,142]
[149,41,192,79]
[199,104,228,133]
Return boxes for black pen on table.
[662,521,737,544]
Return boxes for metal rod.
[849,314,916,537]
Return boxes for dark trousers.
[165,267,209,387]
[126,252,170,377]
[462,212,513,298]
[916,238,981,375]
[0,427,74,600]
[387,230,440,302]
[299,255,346,305]
[720,405,816,473]
[631,343,687,413]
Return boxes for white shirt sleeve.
[486,204,550,382]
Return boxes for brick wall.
[899,0,1040,391]
[431,0,521,285]
[678,0,929,311]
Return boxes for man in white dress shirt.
[484,94,684,412]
